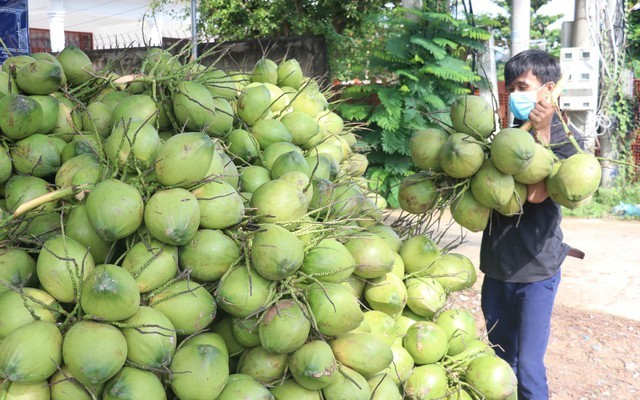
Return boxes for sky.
[472,0,576,28]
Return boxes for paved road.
[437,214,640,321]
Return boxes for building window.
[29,28,93,53]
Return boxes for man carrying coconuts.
[480,49,584,400]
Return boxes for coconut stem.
[12,185,90,218]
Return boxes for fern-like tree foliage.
[338,4,490,207]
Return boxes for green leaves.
[336,4,487,206]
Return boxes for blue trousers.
[481,269,561,400]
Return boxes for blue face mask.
[508,90,538,121]
[508,83,551,121]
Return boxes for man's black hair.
[504,49,561,87]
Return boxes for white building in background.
[27,0,191,52]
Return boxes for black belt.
[567,247,585,259]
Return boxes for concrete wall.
[86,35,329,85]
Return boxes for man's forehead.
[508,71,541,87]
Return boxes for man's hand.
[528,99,554,144]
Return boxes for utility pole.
[191,0,198,60]
[510,0,531,57]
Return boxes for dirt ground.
[443,216,640,400]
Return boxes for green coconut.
[226,128,260,162]
[403,321,449,365]
[365,224,402,253]
[439,132,486,178]
[316,111,344,137]
[192,179,245,230]
[251,118,293,149]
[306,281,364,336]
[280,111,321,147]
[85,179,144,241]
[179,229,240,282]
[121,238,179,294]
[149,280,216,335]
[104,118,161,172]
[361,310,397,346]
[464,355,518,400]
[277,59,304,89]
[173,81,234,137]
[450,95,496,139]
[344,233,396,279]
[330,332,393,378]
[405,277,447,319]
[381,344,415,385]
[289,340,338,390]
[398,234,441,274]
[0,287,60,340]
[403,364,449,400]
[155,131,215,186]
[62,321,127,387]
[237,345,288,385]
[0,69,19,96]
[548,152,602,204]
[259,299,311,354]
[2,55,36,77]
[291,89,326,117]
[237,85,272,126]
[196,68,238,100]
[30,94,60,134]
[368,372,403,400]
[0,380,51,400]
[110,94,158,128]
[490,127,537,174]
[4,175,53,215]
[434,308,478,357]
[251,224,304,280]
[50,96,82,140]
[0,94,43,140]
[364,273,408,316]
[451,190,491,232]
[15,60,63,95]
[141,48,181,78]
[56,45,93,85]
[215,266,273,318]
[496,181,528,216]
[231,317,261,348]
[398,172,439,214]
[322,366,370,400]
[251,58,279,84]
[250,178,308,225]
[120,306,176,369]
[0,321,62,383]
[337,153,369,178]
[429,253,477,293]
[240,165,271,193]
[36,235,95,303]
[181,332,229,359]
[82,101,113,138]
[271,151,310,179]
[300,238,356,283]
[410,128,449,171]
[0,249,37,298]
[470,159,515,209]
[169,344,229,400]
[10,133,65,178]
[513,142,555,184]
[210,318,245,357]
[48,365,104,399]
[103,366,167,400]
[0,146,12,185]
[65,204,113,265]
[217,374,274,400]
[80,264,140,321]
